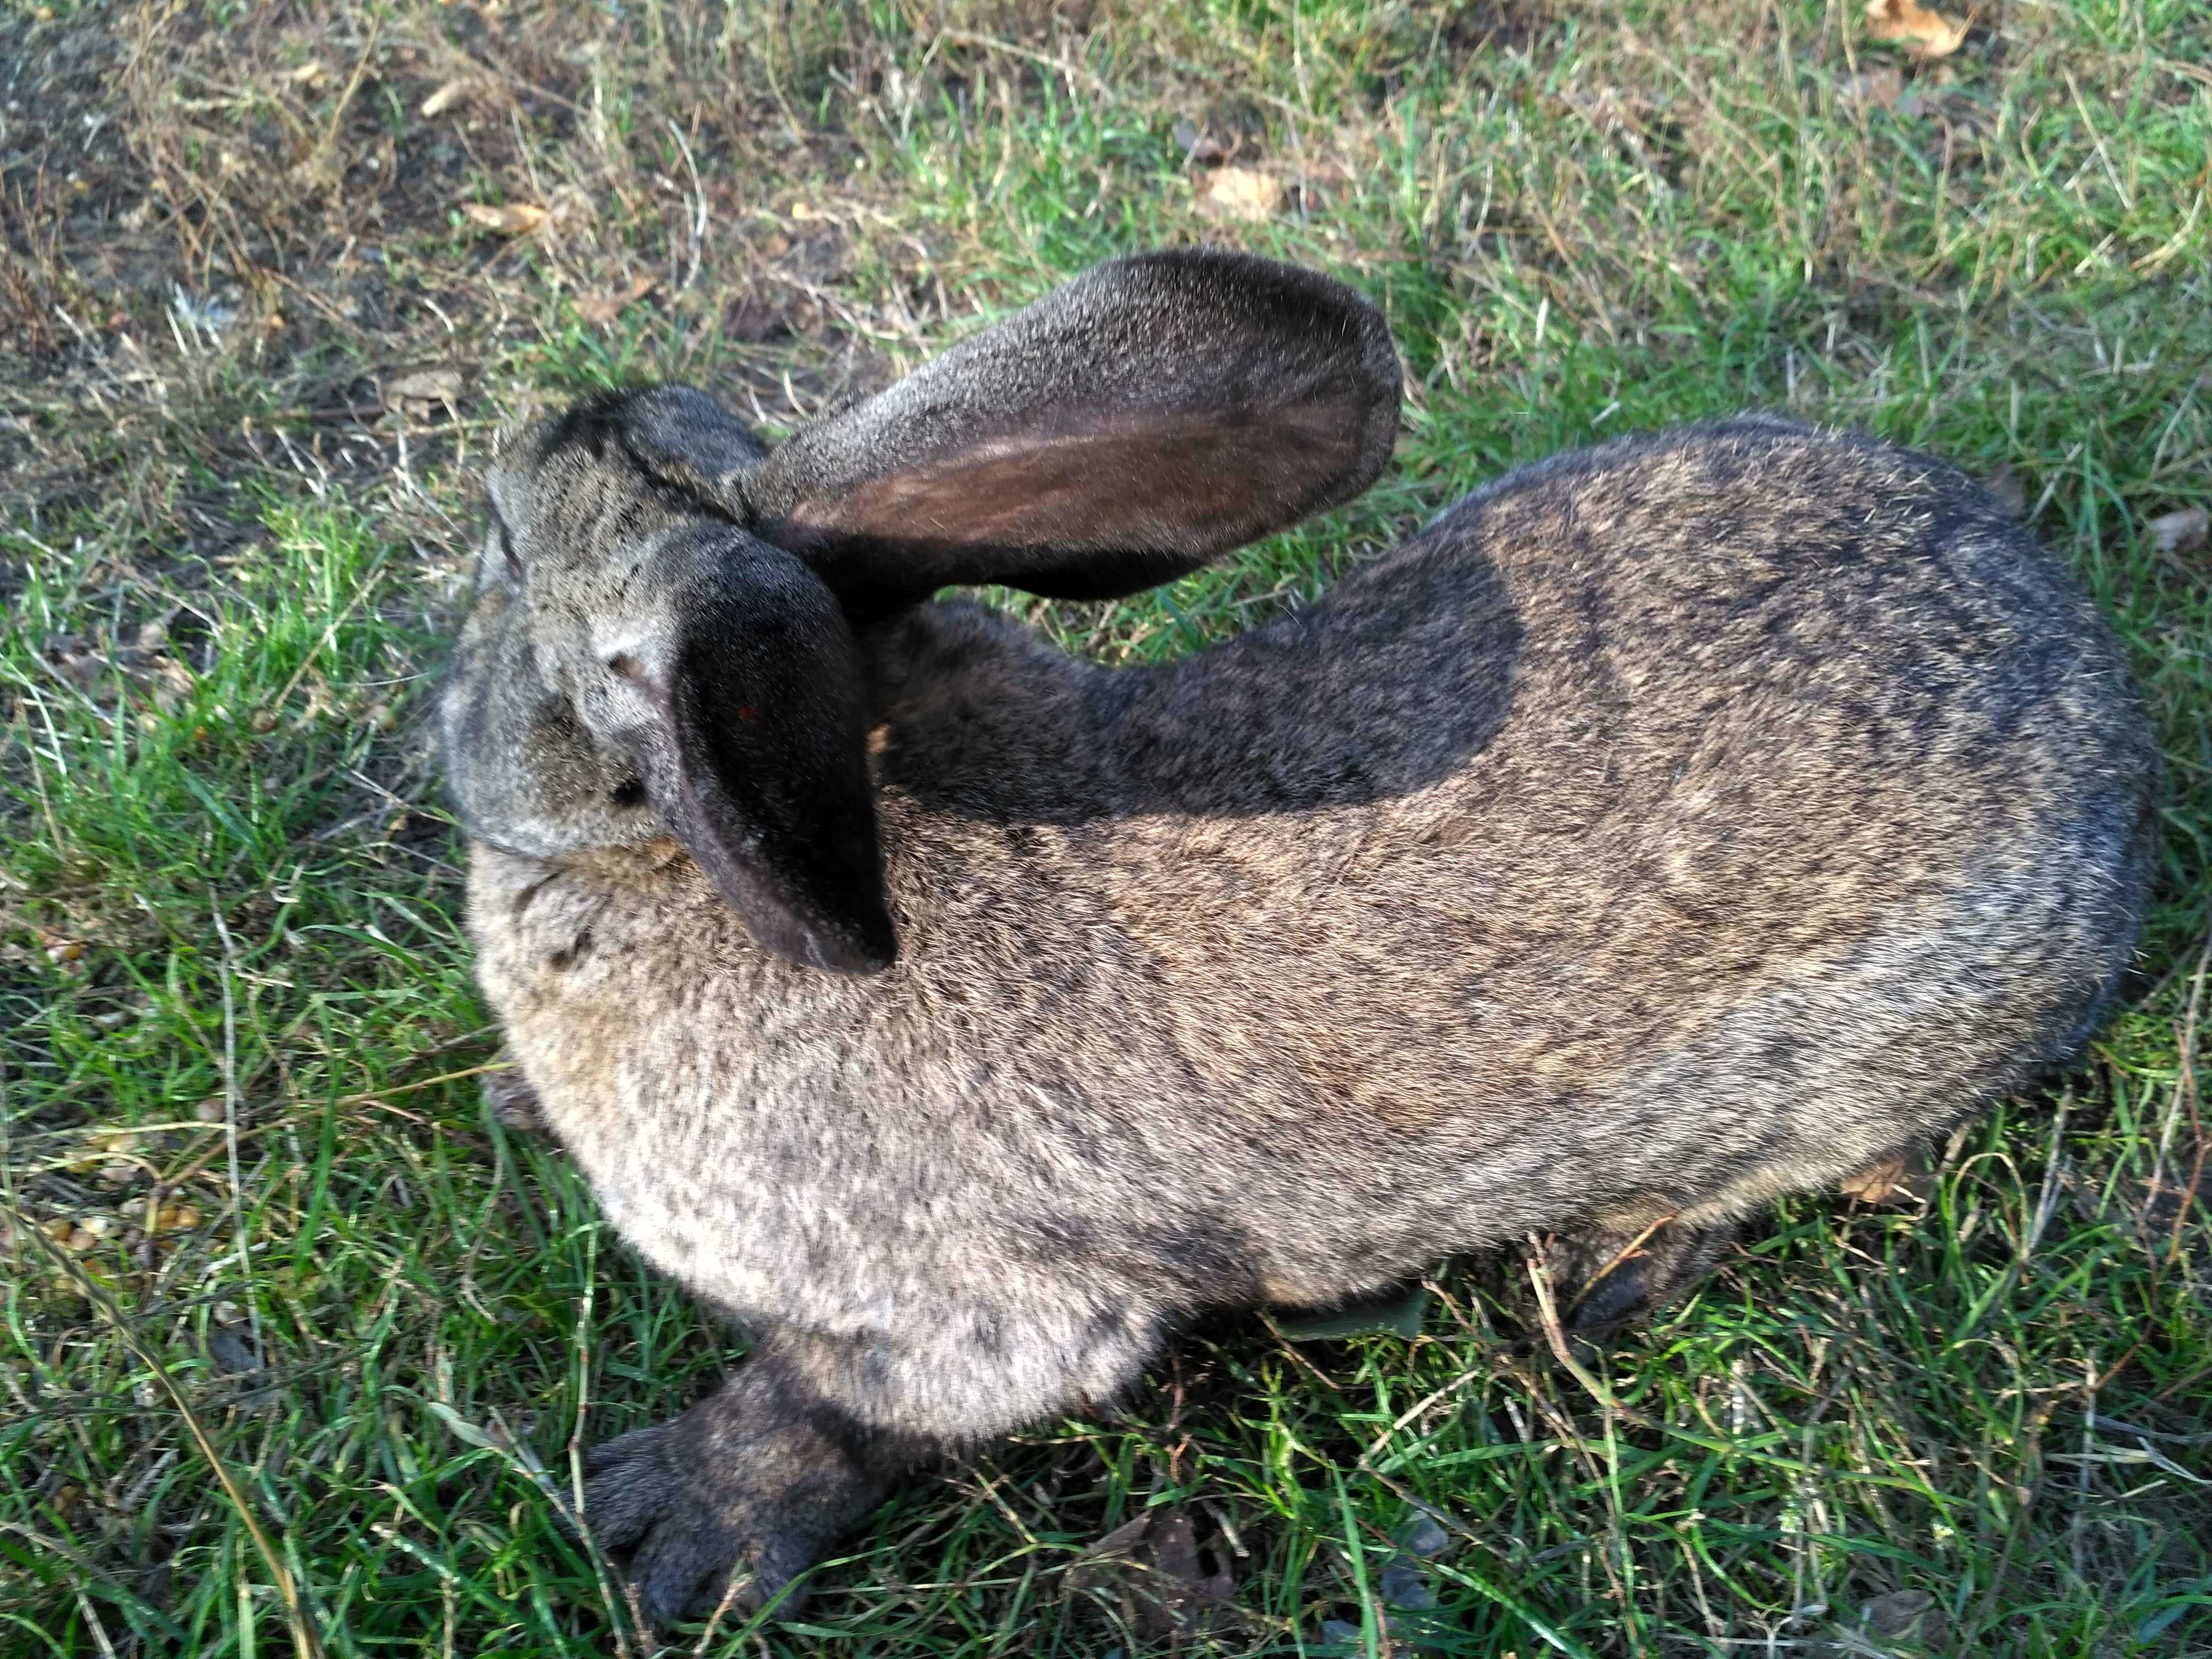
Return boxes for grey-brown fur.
[439,249,2159,1624]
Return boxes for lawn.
[3,1,2209,1654]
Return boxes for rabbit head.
[440,247,1401,974]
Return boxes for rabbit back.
[470,418,2157,1401]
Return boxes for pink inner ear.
[776,403,1365,556]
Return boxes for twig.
[1524,1250,1659,1433]
[314,12,386,179]
[666,118,707,295]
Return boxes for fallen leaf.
[462,200,548,236]
[386,366,465,408]
[1198,165,1280,222]
[1273,1283,1429,1342]
[420,77,478,118]
[1841,65,1905,107]
[574,274,659,328]
[144,655,196,711]
[1175,116,1231,164]
[286,61,329,87]
[1071,1507,1239,1640]
[1865,0,1970,58]
[1839,1145,1929,1205]
[1863,1588,1947,1646]
[2148,505,2208,556]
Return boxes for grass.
[2,0,2209,1654]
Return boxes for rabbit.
[438,246,2161,1626]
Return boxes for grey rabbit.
[438,247,2160,1626]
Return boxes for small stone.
[1395,1509,1453,1559]
[2148,505,2207,556]
[1379,1560,1439,1610]
[195,1099,227,1123]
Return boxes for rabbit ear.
[741,248,1401,607]
[618,533,894,973]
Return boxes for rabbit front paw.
[579,1355,920,1628]
[482,1060,549,1136]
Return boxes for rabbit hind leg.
[1552,1207,1738,1334]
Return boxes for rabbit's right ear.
[604,534,894,974]
[742,248,1401,608]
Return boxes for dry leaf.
[1174,117,1231,164]
[1839,1155,1907,1203]
[1071,1508,1239,1640]
[386,366,464,407]
[286,61,329,87]
[145,656,195,711]
[1863,1588,1946,1646]
[1865,0,1970,58]
[420,77,478,118]
[1839,1145,1930,1205]
[49,648,108,690]
[1841,66,1905,108]
[1198,165,1280,222]
[574,274,659,328]
[2148,505,2208,556]
[462,200,548,236]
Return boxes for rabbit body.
[469,419,2154,1445]
[441,250,2156,1623]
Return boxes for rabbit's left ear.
[741,247,1401,608]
